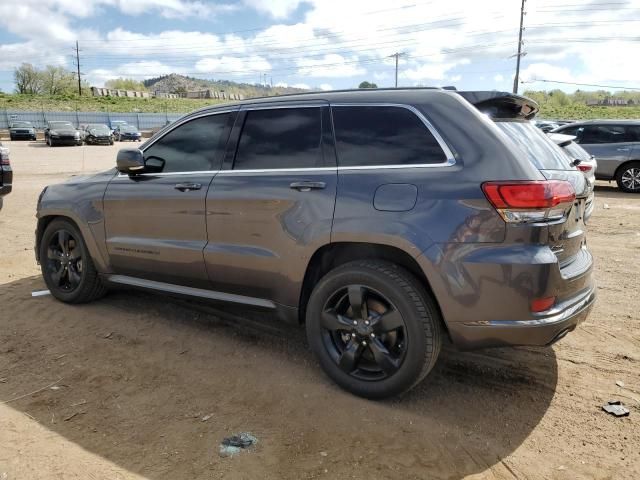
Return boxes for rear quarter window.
[331,105,447,167]
[495,121,572,170]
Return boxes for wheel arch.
[298,242,448,336]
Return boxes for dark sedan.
[83,124,114,145]
[114,125,142,142]
[9,121,37,141]
[45,121,82,146]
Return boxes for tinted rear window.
[495,121,572,170]
[332,106,447,167]
[563,142,591,162]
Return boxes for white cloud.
[195,56,272,75]
[450,75,462,82]
[319,83,332,91]
[292,83,311,89]
[297,54,366,78]
[242,0,304,19]
[494,74,504,82]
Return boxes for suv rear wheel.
[306,260,442,399]
[40,218,107,303]
[616,161,640,193]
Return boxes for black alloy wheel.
[321,285,407,381]
[45,229,84,292]
[306,260,442,399]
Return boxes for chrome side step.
[105,275,276,309]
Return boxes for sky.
[0,0,638,94]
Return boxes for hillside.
[142,73,306,98]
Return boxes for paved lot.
[0,139,638,479]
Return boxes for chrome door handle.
[174,183,202,191]
[617,148,630,152]
[290,181,326,192]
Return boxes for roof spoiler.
[456,91,539,120]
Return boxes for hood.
[10,126,34,131]
[88,129,111,136]
[63,169,117,184]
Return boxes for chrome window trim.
[239,101,327,112]
[330,102,456,167]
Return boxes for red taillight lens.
[577,164,592,172]
[531,296,556,313]
[482,181,575,209]
[0,158,9,166]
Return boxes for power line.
[523,79,640,90]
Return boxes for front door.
[576,124,631,179]
[103,111,236,287]
[204,104,337,307]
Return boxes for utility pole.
[388,52,406,88]
[513,0,526,94]
[74,40,82,96]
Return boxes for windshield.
[112,121,127,127]
[122,126,138,133]
[495,121,573,170]
[88,125,111,133]
[11,121,32,128]
[49,122,74,129]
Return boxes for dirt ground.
[0,140,638,480]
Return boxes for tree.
[358,81,378,89]
[14,63,43,94]
[41,65,77,95]
[105,78,148,91]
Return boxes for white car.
[549,133,597,220]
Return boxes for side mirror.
[116,148,145,174]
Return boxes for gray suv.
[552,120,640,192]
[35,89,595,398]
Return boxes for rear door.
[103,110,236,287]
[573,124,631,179]
[204,103,337,307]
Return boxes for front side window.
[332,106,447,167]
[233,107,322,170]
[144,113,233,173]
[625,125,640,142]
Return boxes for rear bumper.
[447,284,595,349]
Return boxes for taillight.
[482,180,575,224]
[531,296,556,313]
[0,148,9,165]
[577,164,592,172]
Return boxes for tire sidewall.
[40,219,92,302]
[306,263,436,399]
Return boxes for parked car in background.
[83,124,114,145]
[34,89,595,399]
[535,120,559,133]
[110,120,128,134]
[44,121,82,146]
[549,132,596,221]
[114,124,142,142]
[9,121,37,141]
[0,142,11,211]
[552,120,640,193]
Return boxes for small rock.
[320,451,328,457]
[557,465,567,471]
[603,203,610,209]
[201,414,212,422]
[50,386,60,390]
[616,380,625,388]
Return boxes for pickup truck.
[0,142,12,211]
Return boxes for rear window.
[563,142,591,162]
[495,121,571,170]
[332,106,447,167]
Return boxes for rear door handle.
[290,181,326,192]
[617,148,630,152]
[174,183,202,192]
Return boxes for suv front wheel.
[306,260,442,399]
[40,218,107,303]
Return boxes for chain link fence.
[1,110,185,130]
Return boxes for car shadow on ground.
[0,275,558,479]
[593,183,632,199]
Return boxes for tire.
[0,197,3,211]
[616,162,640,193]
[39,218,107,303]
[306,260,442,399]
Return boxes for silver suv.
[552,120,640,193]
